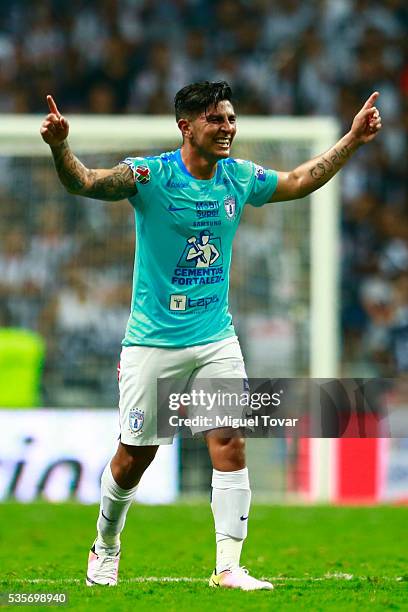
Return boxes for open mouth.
[214,138,231,149]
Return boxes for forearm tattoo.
[51,141,87,191]
[51,142,136,201]
[309,144,351,181]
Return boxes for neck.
[180,144,218,180]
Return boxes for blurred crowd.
[0,157,136,406]
[0,0,407,405]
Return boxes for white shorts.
[118,336,247,445]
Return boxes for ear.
[177,118,192,139]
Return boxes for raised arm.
[271,92,382,202]
[40,95,137,201]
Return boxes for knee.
[222,436,245,458]
[210,436,246,470]
[117,444,158,472]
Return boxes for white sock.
[211,467,251,574]
[216,537,244,575]
[95,463,138,556]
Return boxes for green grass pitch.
[0,503,407,610]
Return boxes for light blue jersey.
[121,149,278,347]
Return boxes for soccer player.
[40,82,382,590]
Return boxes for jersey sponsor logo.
[172,267,224,286]
[169,294,187,311]
[189,295,219,310]
[169,294,219,312]
[178,231,222,268]
[166,179,189,189]
[129,408,144,434]
[195,200,219,218]
[168,203,189,212]
[224,194,236,219]
[193,220,221,228]
[255,164,266,182]
[135,165,150,184]
[172,231,224,286]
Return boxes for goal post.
[0,114,340,501]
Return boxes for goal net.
[0,114,340,501]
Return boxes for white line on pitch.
[7,574,405,585]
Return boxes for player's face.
[189,100,237,160]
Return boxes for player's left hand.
[350,92,382,145]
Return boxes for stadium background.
[0,0,407,504]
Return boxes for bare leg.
[205,429,246,471]
[110,441,159,489]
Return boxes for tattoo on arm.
[51,141,137,201]
[309,144,351,181]
[51,141,87,192]
[85,165,137,200]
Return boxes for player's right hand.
[40,95,69,146]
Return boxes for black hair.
[174,81,233,121]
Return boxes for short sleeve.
[120,156,163,207]
[121,157,154,187]
[245,161,278,207]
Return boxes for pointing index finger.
[47,94,61,117]
[362,91,380,110]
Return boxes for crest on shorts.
[224,194,236,220]
[129,408,144,434]
[135,165,150,184]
